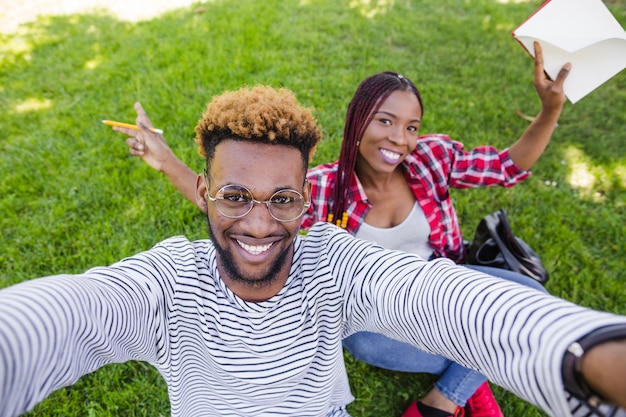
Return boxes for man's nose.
[240,201,277,234]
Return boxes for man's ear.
[303,177,312,202]
[195,173,209,214]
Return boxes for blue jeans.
[343,265,547,405]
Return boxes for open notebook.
[513,0,626,104]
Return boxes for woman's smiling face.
[356,89,422,175]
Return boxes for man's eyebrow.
[225,183,302,194]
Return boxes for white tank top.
[355,202,433,259]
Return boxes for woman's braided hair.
[328,71,424,227]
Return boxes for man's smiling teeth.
[380,149,401,161]
[237,240,273,255]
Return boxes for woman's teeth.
[380,148,401,162]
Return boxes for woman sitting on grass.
[113,41,569,417]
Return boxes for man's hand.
[581,338,626,409]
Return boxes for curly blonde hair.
[195,85,322,169]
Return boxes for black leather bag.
[466,209,549,285]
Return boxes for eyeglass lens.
[216,185,306,221]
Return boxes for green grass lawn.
[1,0,625,415]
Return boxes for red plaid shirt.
[301,134,530,263]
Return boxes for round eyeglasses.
[203,172,311,222]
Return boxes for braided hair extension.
[328,71,424,228]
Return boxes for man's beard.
[208,222,293,289]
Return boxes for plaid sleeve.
[446,140,530,189]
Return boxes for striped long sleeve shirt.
[1,222,624,416]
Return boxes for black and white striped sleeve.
[314,223,626,417]
[0,243,176,416]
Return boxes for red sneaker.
[465,382,504,417]
[401,402,422,417]
[402,401,465,417]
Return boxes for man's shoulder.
[303,222,347,238]
[150,236,213,261]
[155,235,204,248]
[298,222,360,255]
[128,236,217,288]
